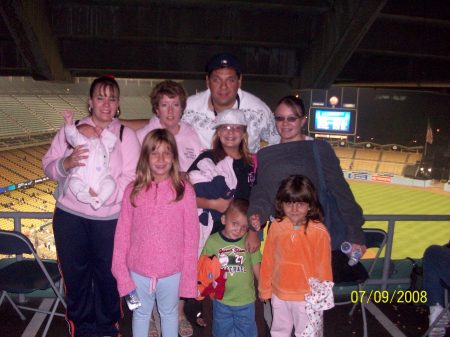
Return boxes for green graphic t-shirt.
[202,232,262,306]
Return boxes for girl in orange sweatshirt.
[258,175,334,337]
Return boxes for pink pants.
[270,294,308,337]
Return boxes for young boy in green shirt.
[201,198,261,337]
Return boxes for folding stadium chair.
[333,228,388,337]
[422,288,450,337]
[0,230,66,337]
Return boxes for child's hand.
[249,214,261,231]
[61,110,74,125]
[213,198,232,213]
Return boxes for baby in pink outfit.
[62,110,117,210]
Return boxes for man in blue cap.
[183,52,272,336]
[183,52,279,152]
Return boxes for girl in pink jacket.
[112,129,199,337]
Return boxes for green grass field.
[349,181,450,259]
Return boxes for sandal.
[178,317,193,337]
[149,320,159,337]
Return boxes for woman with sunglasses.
[272,96,313,143]
[249,95,366,264]
[248,95,367,332]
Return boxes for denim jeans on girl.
[131,271,181,337]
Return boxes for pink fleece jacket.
[111,178,200,298]
[42,117,140,219]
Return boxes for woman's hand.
[63,145,89,171]
[352,243,367,256]
[249,214,262,231]
[245,230,261,253]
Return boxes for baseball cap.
[213,109,247,129]
[206,53,242,76]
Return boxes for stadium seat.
[352,159,378,172]
[334,147,355,159]
[339,158,353,171]
[0,230,66,337]
[333,228,388,337]
[381,151,408,163]
[354,149,382,161]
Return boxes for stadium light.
[329,96,339,107]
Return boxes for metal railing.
[0,212,53,231]
[1,212,450,291]
[364,214,450,290]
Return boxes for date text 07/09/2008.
[350,290,427,304]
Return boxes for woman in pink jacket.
[135,80,204,173]
[42,76,140,337]
[112,129,199,337]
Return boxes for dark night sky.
[357,88,450,147]
[297,87,450,149]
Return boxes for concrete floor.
[1,295,449,337]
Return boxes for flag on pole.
[426,120,433,144]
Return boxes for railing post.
[13,215,22,233]
[381,219,396,291]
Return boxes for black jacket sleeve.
[319,141,365,244]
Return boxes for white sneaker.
[429,305,449,337]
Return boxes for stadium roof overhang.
[0,0,449,94]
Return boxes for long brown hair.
[275,95,306,118]
[275,175,323,231]
[130,129,185,206]
[210,127,252,165]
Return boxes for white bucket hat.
[213,109,247,129]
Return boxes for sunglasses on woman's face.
[274,115,301,123]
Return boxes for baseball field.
[349,180,450,259]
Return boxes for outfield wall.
[444,182,450,192]
[344,171,435,188]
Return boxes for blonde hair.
[130,129,185,206]
[211,127,252,165]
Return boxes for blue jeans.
[423,245,450,306]
[131,271,181,337]
[212,299,257,337]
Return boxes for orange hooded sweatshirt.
[259,218,332,301]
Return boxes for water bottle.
[341,241,362,266]
[125,290,142,311]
